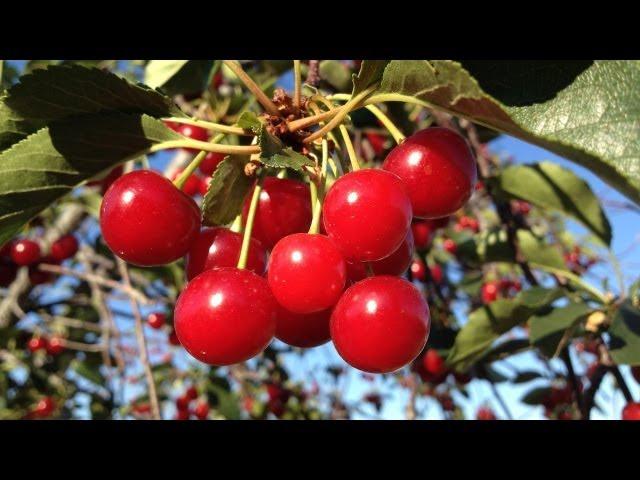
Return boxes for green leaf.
[529,302,593,357]
[257,124,314,172]
[201,155,252,226]
[208,383,241,420]
[447,287,564,371]
[236,111,262,133]
[352,60,390,96]
[517,230,567,271]
[0,113,181,246]
[319,60,353,92]
[371,60,640,203]
[608,301,640,366]
[521,386,553,406]
[73,359,105,385]
[496,162,612,245]
[513,371,544,383]
[144,60,215,96]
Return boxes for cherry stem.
[237,177,263,270]
[339,125,361,171]
[173,133,225,190]
[163,117,252,136]
[293,60,302,109]
[364,104,405,144]
[309,139,329,234]
[223,60,281,117]
[151,139,259,156]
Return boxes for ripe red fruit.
[323,169,412,262]
[46,336,64,355]
[28,336,47,353]
[411,221,435,250]
[0,262,17,287]
[185,227,267,281]
[430,264,443,284]
[622,402,640,420]
[330,276,430,373]
[481,282,499,304]
[365,132,387,155]
[476,407,496,420]
[199,152,226,176]
[198,176,211,197]
[168,330,181,346]
[32,397,55,418]
[50,235,79,262]
[100,170,201,266]
[422,349,448,377]
[170,168,202,197]
[194,401,210,420]
[174,268,276,365]
[268,234,346,314]
[175,409,191,421]
[346,229,415,282]
[176,124,209,152]
[443,239,457,255]
[176,395,191,411]
[11,239,41,266]
[242,177,312,250]
[410,259,426,282]
[185,386,198,401]
[147,312,166,330]
[275,305,332,348]
[382,127,477,219]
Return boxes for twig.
[223,60,281,117]
[560,348,585,418]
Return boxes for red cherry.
[174,268,276,365]
[46,336,65,355]
[169,168,201,197]
[476,407,497,420]
[176,395,191,411]
[622,402,640,420]
[28,336,47,353]
[185,386,198,400]
[50,235,79,262]
[28,264,53,285]
[0,240,15,259]
[330,276,431,373]
[268,234,346,314]
[175,409,191,421]
[32,397,55,418]
[430,264,443,284]
[0,262,17,287]
[100,170,201,266]
[177,124,209,152]
[185,227,267,281]
[163,120,180,131]
[481,282,499,304]
[267,383,292,403]
[147,312,166,330]
[346,229,414,283]
[410,259,426,282]
[242,177,312,250]
[198,176,211,197]
[275,305,332,348]
[382,128,477,218]
[199,152,226,176]
[132,402,151,415]
[194,401,210,420]
[632,366,640,384]
[422,349,448,377]
[365,132,387,155]
[323,169,412,262]
[382,127,477,219]
[168,330,181,346]
[443,239,457,255]
[11,239,41,266]
[453,371,472,385]
[411,221,435,250]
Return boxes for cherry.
[267,383,292,404]
[330,276,431,373]
[242,177,312,250]
[185,227,267,281]
[0,262,17,287]
[29,262,53,285]
[481,281,499,304]
[50,234,79,262]
[176,395,191,411]
[199,152,226,176]
[430,264,443,284]
[175,409,191,421]
[346,229,415,282]
[275,305,332,348]
[365,132,387,156]
[632,366,640,384]
[476,407,497,420]
[28,336,47,353]
[382,127,477,219]
[323,169,413,262]
[453,371,472,385]
[32,397,55,418]
[176,124,209,152]
[11,239,41,266]
[455,215,479,233]
[147,312,166,330]
[170,168,202,197]
[622,402,640,420]
[268,233,346,314]
[411,221,435,250]
[198,176,211,197]
[168,330,181,346]
[443,239,457,255]
[100,170,201,266]
[164,120,180,131]
[0,240,15,259]
[46,336,64,355]
[422,349,448,377]
[174,268,276,365]
[410,259,426,281]
[194,401,210,420]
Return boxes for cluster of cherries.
[98,126,477,374]
[174,386,210,420]
[0,234,79,287]
[27,334,65,356]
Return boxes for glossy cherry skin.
[199,152,225,176]
[174,268,276,366]
[330,276,431,373]
[481,281,499,304]
[430,264,443,284]
[382,127,477,219]
[194,401,210,420]
[11,239,41,266]
[198,176,211,197]
[185,386,198,400]
[33,397,55,418]
[323,169,413,262]
[28,337,47,353]
[46,336,64,355]
[476,407,497,420]
[185,227,267,281]
[346,229,414,282]
[170,169,201,197]
[275,305,332,348]
[50,235,79,262]
[177,124,209,153]
[411,221,435,250]
[422,348,448,377]
[622,402,640,420]
[242,177,312,251]
[443,239,457,255]
[147,312,166,330]
[100,170,201,267]
[410,259,426,281]
[268,234,346,314]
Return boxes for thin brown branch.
[223,60,281,117]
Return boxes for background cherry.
[147,312,166,330]
[346,229,414,282]
[199,152,225,176]
[174,268,276,365]
[185,227,267,281]
[46,336,64,355]
[323,169,413,262]
[268,233,346,314]
[176,124,209,152]
[622,402,640,420]
[100,170,201,266]
[410,259,426,281]
[32,397,55,418]
[422,348,448,378]
[382,127,477,219]
[330,276,431,373]
[476,407,497,420]
[50,234,79,262]
[169,168,202,197]
[194,401,210,420]
[443,239,457,255]
[242,177,312,250]
[481,281,499,304]
[275,305,332,348]
[28,336,47,353]
[11,239,41,266]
